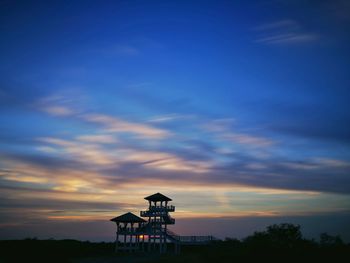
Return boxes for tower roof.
[110,212,146,223]
[144,192,172,201]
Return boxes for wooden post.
[129,234,132,252]
[153,234,155,251]
[115,222,120,252]
[148,235,151,251]
[142,235,145,252]
[164,223,167,253]
[159,233,162,253]
[123,224,127,250]
[130,223,134,252]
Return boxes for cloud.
[4,90,350,196]
[254,19,300,31]
[3,91,350,235]
[37,94,171,140]
[256,33,319,45]
[147,114,195,123]
[42,105,75,116]
[1,146,350,239]
[82,113,171,139]
[38,137,117,166]
[254,19,319,45]
[36,135,212,173]
[4,142,350,195]
[0,197,125,212]
[202,119,274,148]
[221,133,274,147]
[76,134,118,144]
[35,93,84,116]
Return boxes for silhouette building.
[111,192,213,253]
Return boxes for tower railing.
[147,215,175,224]
[117,226,144,235]
[140,210,173,217]
[148,205,175,211]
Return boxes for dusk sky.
[1,0,350,241]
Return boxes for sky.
[0,0,350,241]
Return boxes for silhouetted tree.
[266,223,302,247]
[244,223,303,249]
[320,233,344,247]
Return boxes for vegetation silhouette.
[0,223,349,263]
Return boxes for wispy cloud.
[38,137,117,166]
[254,19,299,31]
[76,134,118,144]
[3,91,350,233]
[37,94,171,140]
[221,132,274,147]
[18,94,350,196]
[36,135,212,173]
[202,119,274,148]
[83,114,171,139]
[256,33,319,45]
[2,147,350,236]
[254,19,319,45]
[41,105,74,116]
[147,114,195,123]
[36,93,84,116]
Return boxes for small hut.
[110,212,146,252]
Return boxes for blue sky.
[1,0,350,241]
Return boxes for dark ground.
[1,224,349,263]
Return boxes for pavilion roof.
[110,212,146,223]
[144,192,172,202]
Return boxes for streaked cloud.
[37,94,171,139]
[256,33,319,45]
[83,114,171,139]
[221,132,274,147]
[254,19,319,45]
[147,114,195,123]
[202,119,274,148]
[38,137,117,165]
[41,105,75,116]
[35,93,84,116]
[76,134,118,144]
[1,146,350,240]
[36,135,212,173]
[254,20,298,31]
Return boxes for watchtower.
[140,192,175,253]
[112,193,214,254]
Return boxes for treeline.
[157,224,350,262]
[0,223,349,263]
